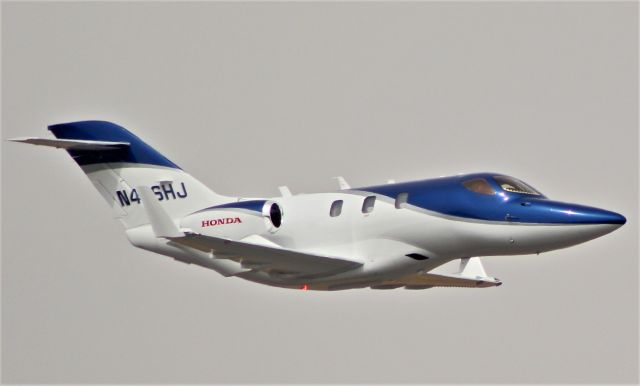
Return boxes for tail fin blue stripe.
[48,120,180,169]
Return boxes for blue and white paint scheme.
[11,121,627,291]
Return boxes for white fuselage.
[127,189,620,290]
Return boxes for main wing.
[138,186,362,278]
[375,272,502,289]
[170,233,362,277]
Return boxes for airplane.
[10,120,627,291]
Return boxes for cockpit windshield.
[493,175,541,195]
[463,178,495,195]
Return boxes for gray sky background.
[2,2,638,384]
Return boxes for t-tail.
[10,120,232,229]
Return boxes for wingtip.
[7,137,33,143]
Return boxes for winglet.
[137,186,184,238]
[333,176,350,190]
[459,257,488,278]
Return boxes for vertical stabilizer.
[15,121,233,229]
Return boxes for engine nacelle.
[180,200,284,239]
[263,201,283,233]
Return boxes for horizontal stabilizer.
[9,137,130,151]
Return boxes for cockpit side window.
[463,178,495,195]
[493,175,541,195]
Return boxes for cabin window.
[463,178,495,195]
[395,192,409,209]
[362,196,376,214]
[493,175,541,195]
[330,200,343,217]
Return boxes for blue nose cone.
[582,208,627,225]
[538,201,626,225]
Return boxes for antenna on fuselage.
[333,176,350,190]
[278,186,292,197]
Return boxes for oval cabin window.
[362,196,376,214]
[330,200,343,217]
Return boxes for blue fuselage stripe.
[356,173,625,225]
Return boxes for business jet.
[10,121,626,290]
